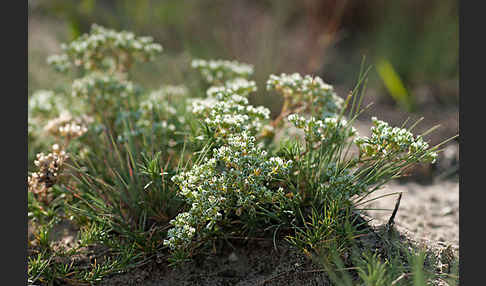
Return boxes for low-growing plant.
[28,24,457,284]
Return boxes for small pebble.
[441,207,454,216]
[228,252,238,262]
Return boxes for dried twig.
[387,193,402,229]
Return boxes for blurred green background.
[28,0,458,130]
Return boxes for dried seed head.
[29,144,69,195]
[44,112,90,140]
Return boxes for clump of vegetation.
[28,24,457,285]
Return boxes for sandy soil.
[100,241,334,286]
[363,180,459,247]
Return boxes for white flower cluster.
[28,144,68,196]
[115,85,190,148]
[44,112,91,140]
[46,54,71,72]
[164,131,292,253]
[191,59,254,84]
[48,24,162,73]
[190,78,269,138]
[220,78,258,97]
[72,72,137,100]
[138,85,188,124]
[267,73,331,96]
[287,114,356,144]
[189,96,219,115]
[205,78,257,98]
[71,73,139,122]
[28,90,65,116]
[354,117,438,163]
[267,73,344,116]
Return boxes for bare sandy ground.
[363,179,459,247]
